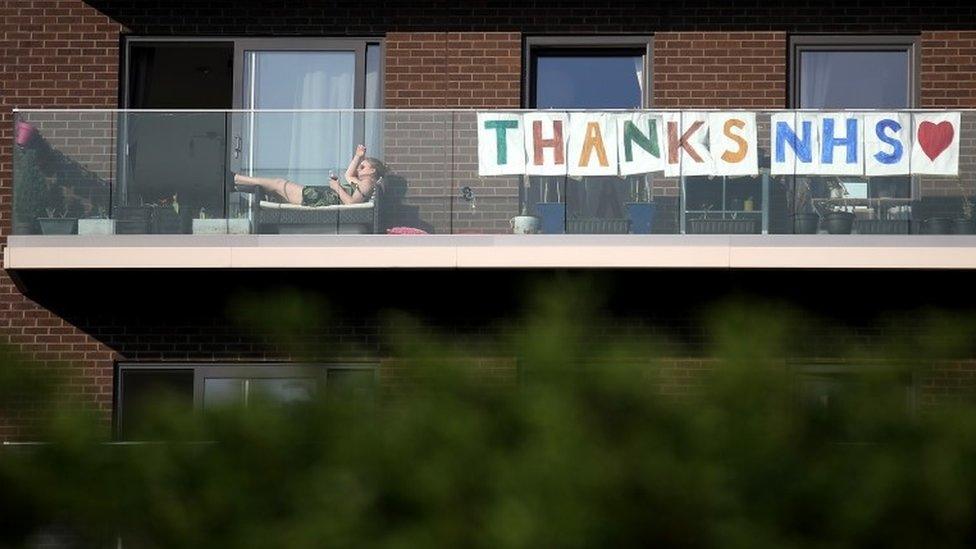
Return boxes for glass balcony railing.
[11,109,976,236]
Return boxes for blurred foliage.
[3,281,976,548]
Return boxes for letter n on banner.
[523,112,569,176]
[477,113,524,176]
[664,112,712,177]
[771,112,820,176]
[708,112,758,176]
[616,113,665,176]
[568,113,618,176]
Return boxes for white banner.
[664,112,712,177]
[771,112,822,176]
[817,113,864,176]
[864,112,911,176]
[477,112,524,176]
[708,111,758,176]
[474,111,961,178]
[523,112,570,176]
[616,113,665,176]
[911,112,961,176]
[567,113,618,176]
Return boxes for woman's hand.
[329,176,342,193]
[355,144,367,157]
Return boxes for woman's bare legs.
[234,174,304,205]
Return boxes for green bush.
[2,288,976,548]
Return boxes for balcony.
[7,109,976,270]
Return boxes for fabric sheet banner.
[477,111,961,177]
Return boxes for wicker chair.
[248,181,382,234]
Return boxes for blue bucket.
[536,202,566,234]
[626,202,656,234]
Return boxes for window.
[116,363,378,439]
[790,36,918,109]
[524,37,652,232]
[120,38,382,225]
[788,36,918,234]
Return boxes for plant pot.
[192,218,250,235]
[510,215,541,234]
[924,216,954,235]
[792,213,820,234]
[38,217,77,235]
[228,218,250,235]
[625,202,656,234]
[821,211,854,235]
[15,121,36,147]
[566,218,631,234]
[853,219,910,235]
[687,218,760,235]
[77,219,116,235]
[536,202,565,234]
[954,218,975,234]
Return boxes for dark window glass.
[533,54,643,109]
[799,50,910,109]
[118,369,194,439]
[127,43,234,109]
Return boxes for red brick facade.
[653,32,786,108]
[0,0,123,439]
[2,2,976,439]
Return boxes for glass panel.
[203,378,244,409]
[119,369,193,440]
[249,378,317,404]
[13,111,117,235]
[799,51,910,109]
[124,112,228,233]
[531,52,644,234]
[243,51,356,183]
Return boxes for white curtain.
[286,69,353,184]
[801,52,832,108]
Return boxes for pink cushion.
[386,226,428,235]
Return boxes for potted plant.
[37,181,78,235]
[12,147,47,234]
[790,178,819,234]
[78,206,115,235]
[625,175,655,234]
[954,185,974,234]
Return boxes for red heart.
[917,121,955,161]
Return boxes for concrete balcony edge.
[4,235,976,270]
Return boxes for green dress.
[301,181,361,207]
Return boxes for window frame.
[523,36,654,109]
[114,362,379,438]
[788,35,921,109]
[121,36,384,110]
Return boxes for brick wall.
[0,0,123,439]
[653,32,786,109]
[917,32,976,202]
[385,32,520,234]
